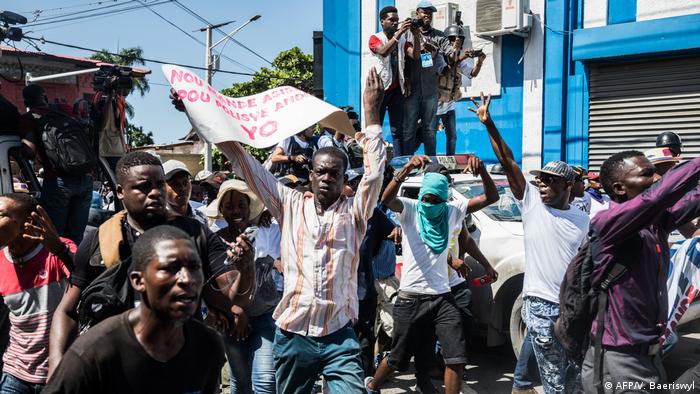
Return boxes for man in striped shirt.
[211,69,387,392]
[0,194,75,393]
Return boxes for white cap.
[162,160,191,181]
[194,170,213,181]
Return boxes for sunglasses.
[537,174,564,186]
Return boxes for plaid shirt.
[219,126,385,336]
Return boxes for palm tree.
[89,47,150,118]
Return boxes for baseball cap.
[346,168,364,183]
[416,0,437,12]
[529,160,575,183]
[570,165,588,181]
[587,171,600,181]
[162,160,190,181]
[194,170,212,182]
[645,147,681,165]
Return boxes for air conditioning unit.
[475,0,531,37]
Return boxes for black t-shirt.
[71,215,230,289]
[44,311,225,394]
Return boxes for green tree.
[220,47,313,162]
[126,124,154,147]
[89,47,150,118]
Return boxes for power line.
[22,36,255,76]
[172,0,273,66]
[133,0,257,73]
[24,0,173,28]
[21,0,128,17]
[27,0,136,23]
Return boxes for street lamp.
[199,14,261,172]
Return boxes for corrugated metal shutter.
[588,57,700,170]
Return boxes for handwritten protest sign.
[162,64,354,148]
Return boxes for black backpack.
[554,237,627,388]
[40,110,97,175]
[77,256,134,333]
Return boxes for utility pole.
[197,16,261,172]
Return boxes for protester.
[584,171,609,218]
[177,69,386,393]
[270,125,318,181]
[570,165,591,214]
[0,194,75,393]
[366,157,469,394]
[48,151,254,376]
[369,6,411,156]
[162,159,208,225]
[401,0,454,156]
[581,151,700,393]
[18,84,93,245]
[435,25,486,155]
[470,93,588,393]
[43,226,227,394]
[645,147,681,180]
[205,179,281,394]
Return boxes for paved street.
[382,321,700,393]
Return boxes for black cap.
[656,131,682,156]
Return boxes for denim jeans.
[224,312,276,394]
[403,93,438,156]
[40,174,93,245]
[273,322,364,394]
[433,110,457,155]
[379,88,405,157]
[513,330,541,389]
[522,296,581,393]
[0,373,44,394]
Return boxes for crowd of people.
[1,1,700,394]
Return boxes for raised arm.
[352,68,387,229]
[405,28,422,60]
[463,155,499,213]
[381,155,432,213]
[468,93,527,200]
[372,20,411,57]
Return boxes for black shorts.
[387,292,467,371]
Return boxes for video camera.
[92,65,135,96]
[0,10,27,42]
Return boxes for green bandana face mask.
[416,173,450,254]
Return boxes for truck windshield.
[454,180,522,222]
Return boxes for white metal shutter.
[588,57,700,170]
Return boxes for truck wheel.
[509,294,527,357]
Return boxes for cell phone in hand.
[243,226,259,243]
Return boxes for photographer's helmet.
[444,25,465,38]
[655,131,682,156]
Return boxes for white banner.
[162,64,354,148]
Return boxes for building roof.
[0,45,150,74]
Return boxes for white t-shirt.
[255,221,281,260]
[587,191,610,218]
[397,196,468,294]
[517,183,589,303]
[571,193,591,214]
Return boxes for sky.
[5,0,323,144]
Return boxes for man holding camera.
[369,6,413,156]
[401,0,454,156]
[435,25,486,155]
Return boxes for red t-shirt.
[0,239,75,383]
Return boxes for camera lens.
[411,18,422,28]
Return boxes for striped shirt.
[218,125,385,337]
[0,239,74,383]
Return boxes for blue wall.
[323,0,361,112]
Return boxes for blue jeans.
[0,373,44,394]
[273,322,364,394]
[513,330,541,389]
[433,110,457,155]
[522,296,581,393]
[40,174,93,245]
[379,88,406,156]
[403,93,438,156]
[224,312,276,394]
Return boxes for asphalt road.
[381,322,700,393]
